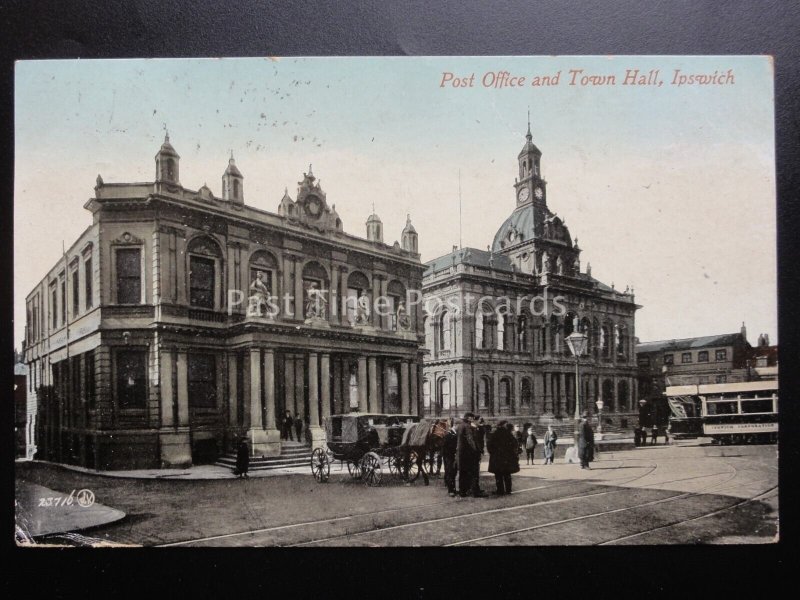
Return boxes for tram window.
[706,401,737,415]
[741,399,773,414]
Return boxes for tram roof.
[666,380,778,396]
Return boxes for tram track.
[446,459,746,546]
[158,459,690,547]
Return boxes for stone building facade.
[23,135,425,470]
[422,124,640,428]
[636,324,754,401]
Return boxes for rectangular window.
[116,248,142,304]
[663,353,674,365]
[189,256,215,309]
[698,351,709,363]
[72,269,79,316]
[51,285,58,328]
[637,355,651,367]
[60,276,66,324]
[84,257,93,309]
[715,349,727,362]
[681,352,692,364]
[715,374,727,384]
[188,354,216,408]
[116,349,147,409]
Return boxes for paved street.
[15,439,778,547]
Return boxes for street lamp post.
[595,398,604,441]
[565,331,589,463]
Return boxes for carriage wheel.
[404,451,421,482]
[361,452,383,487]
[388,455,401,478]
[311,448,330,483]
[347,460,362,479]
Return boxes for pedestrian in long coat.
[294,415,304,442]
[282,411,294,441]
[442,420,459,497]
[235,437,250,479]
[487,421,520,495]
[456,413,482,497]
[578,416,594,469]
[544,425,557,464]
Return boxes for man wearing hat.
[578,413,595,469]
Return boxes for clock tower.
[514,115,547,207]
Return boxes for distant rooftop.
[636,333,744,353]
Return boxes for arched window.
[437,378,450,415]
[618,379,629,412]
[497,313,505,351]
[499,378,512,407]
[188,236,222,309]
[302,261,330,319]
[387,280,406,330]
[518,316,529,352]
[602,379,615,411]
[475,309,484,349]
[478,376,492,409]
[424,316,433,352]
[521,378,532,408]
[346,271,370,325]
[233,179,240,199]
[602,324,612,358]
[439,311,451,352]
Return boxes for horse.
[399,418,449,485]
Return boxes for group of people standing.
[440,413,563,498]
[281,410,306,442]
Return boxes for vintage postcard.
[14,56,777,546]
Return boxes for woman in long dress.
[543,425,557,465]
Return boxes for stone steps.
[215,441,312,471]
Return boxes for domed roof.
[492,203,550,252]
[402,214,416,234]
[366,212,382,224]
[225,157,242,177]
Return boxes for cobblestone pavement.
[14,439,778,546]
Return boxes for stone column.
[358,356,368,412]
[228,353,238,427]
[368,357,379,413]
[308,352,325,447]
[410,360,419,416]
[158,349,190,468]
[400,360,410,414]
[264,348,281,454]
[247,347,270,454]
[380,277,388,330]
[492,372,500,417]
[294,258,304,321]
[282,255,293,319]
[176,351,190,427]
[330,268,340,324]
[339,266,349,325]
[294,357,305,420]
[320,354,331,420]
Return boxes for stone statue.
[573,315,579,333]
[355,289,371,325]
[599,326,605,349]
[248,271,272,317]
[542,251,550,273]
[556,256,564,275]
[305,282,328,319]
[396,301,411,331]
[614,324,620,350]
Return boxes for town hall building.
[422,123,640,429]
[23,135,425,470]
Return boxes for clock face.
[518,187,530,203]
[305,195,321,217]
[534,187,544,200]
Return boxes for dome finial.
[165,129,170,143]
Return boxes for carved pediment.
[110,231,145,245]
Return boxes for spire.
[526,107,532,140]
[308,163,313,177]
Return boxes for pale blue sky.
[15,56,776,347]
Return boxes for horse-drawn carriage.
[310,413,445,486]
